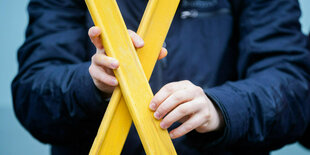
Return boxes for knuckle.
[198,87,205,93]
[157,107,166,115]
[196,86,203,92]
[164,85,174,93]
[88,65,93,72]
[88,28,92,36]
[182,80,192,85]
[88,66,93,75]
[88,65,97,75]
[99,75,109,84]
[192,86,203,93]
[172,94,182,102]
[92,54,100,63]
[172,131,181,137]
[196,124,208,133]
[178,105,188,114]
[164,83,177,93]
[201,123,209,129]
[183,123,194,131]
[163,117,172,125]
[151,97,159,104]
[196,100,205,107]
[203,112,211,120]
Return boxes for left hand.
[149,80,224,139]
[88,27,167,94]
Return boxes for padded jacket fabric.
[12,0,310,154]
[298,33,310,149]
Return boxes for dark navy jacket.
[12,0,310,154]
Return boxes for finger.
[158,47,168,60]
[153,89,194,120]
[196,103,221,133]
[96,48,106,54]
[128,30,144,48]
[93,79,116,93]
[92,53,119,70]
[89,64,118,86]
[89,26,104,49]
[104,67,115,76]
[178,115,190,123]
[169,115,205,139]
[150,80,193,111]
[195,123,210,133]
[159,101,200,129]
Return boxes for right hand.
[88,26,167,94]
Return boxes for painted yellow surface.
[86,0,179,154]
[89,88,131,155]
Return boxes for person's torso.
[79,0,238,154]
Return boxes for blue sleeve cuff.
[73,62,109,115]
[185,85,246,150]
[204,84,249,147]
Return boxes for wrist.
[214,101,225,131]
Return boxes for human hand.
[149,80,224,139]
[88,26,168,94]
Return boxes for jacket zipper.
[181,8,231,19]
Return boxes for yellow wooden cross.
[85,0,180,154]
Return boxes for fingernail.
[93,29,100,37]
[149,103,156,111]
[111,60,119,69]
[137,38,144,47]
[92,29,97,36]
[112,79,118,85]
[160,122,167,129]
[154,112,160,120]
[95,27,100,33]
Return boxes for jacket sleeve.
[11,0,106,144]
[195,0,310,151]
[298,32,310,149]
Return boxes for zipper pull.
[181,10,198,19]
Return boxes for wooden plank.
[85,0,179,154]
[89,0,180,154]
[89,88,131,155]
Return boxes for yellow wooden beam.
[89,87,131,155]
[85,0,179,154]
[88,0,180,154]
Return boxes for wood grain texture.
[86,0,180,154]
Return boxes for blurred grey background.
[0,0,309,154]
